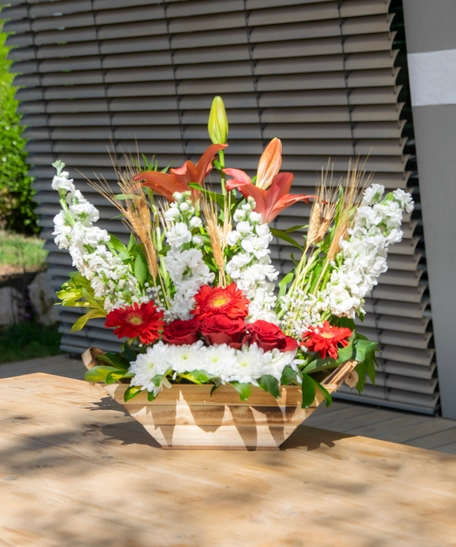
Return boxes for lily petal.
[256,138,282,190]
[133,143,227,203]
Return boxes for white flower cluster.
[323,185,414,319]
[129,341,297,396]
[51,161,141,312]
[164,192,214,320]
[279,291,327,340]
[226,199,279,323]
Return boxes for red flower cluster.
[301,321,352,360]
[104,301,165,344]
[104,285,299,354]
[162,315,297,352]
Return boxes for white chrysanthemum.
[168,341,204,374]
[129,342,173,395]
[200,344,238,381]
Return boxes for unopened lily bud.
[208,96,229,144]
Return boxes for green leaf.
[71,309,106,332]
[259,375,280,398]
[188,183,225,210]
[281,365,297,385]
[84,366,118,383]
[179,370,215,385]
[96,352,130,371]
[134,254,148,285]
[365,353,377,385]
[355,362,366,393]
[105,371,134,385]
[315,382,332,408]
[302,356,337,375]
[151,374,165,387]
[127,233,136,252]
[124,385,143,402]
[285,224,307,233]
[147,391,157,402]
[354,339,378,363]
[278,271,294,298]
[109,234,127,253]
[230,382,252,401]
[300,373,317,408]
[270,227,304,251]
[115,193,140,201]
[210,382,222,397]
[337,333,356,364]
[123,343,137,363]
[332,316,356,330]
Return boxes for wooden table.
[1,373,456,547]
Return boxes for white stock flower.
[164,206,180,221]
[189,216,202,228]
[236,221,252,235]
[392,189,414,214]
[166,222,192,248]
[226,230,241,246]
[51,172,75,194]
[361,184,385,206]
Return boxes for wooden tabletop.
[1,373,456,547]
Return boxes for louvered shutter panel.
[3,0,437,413]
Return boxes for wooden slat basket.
[83,349,357,450]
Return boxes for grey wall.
[403,0,456,419]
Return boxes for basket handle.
[320,360,358,393]
[82,347,105,370]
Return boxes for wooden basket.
[83,349,357,450]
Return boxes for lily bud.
[208,96,229,144]
[256,138,282,190]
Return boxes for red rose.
[162,319,200,346]
[247,320,298,352]
[200,315,247,349]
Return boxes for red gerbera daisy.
[191,283,250,321]
[104,301,165,344]
[301,321,352,360]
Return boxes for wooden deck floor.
[2,355,456,455]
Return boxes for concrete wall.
[403,0,456,419]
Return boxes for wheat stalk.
[201,196,226,287]
[83,152,159,281]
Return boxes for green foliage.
[0,230,47,269]
[0,23,37,235]
[0,322,62,364]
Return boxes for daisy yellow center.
[321,333,335,339]
[210,295,230,308]
[127,314,143,326]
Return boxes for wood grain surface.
[1,373,456,547]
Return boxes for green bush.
[0,22,38,235]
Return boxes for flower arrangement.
[53,97,413,409]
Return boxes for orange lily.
[132,143,227,203]
[225,169,316,224]
[255,138,283,190]
[224,138,316,223]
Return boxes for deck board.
[1,355,455,455]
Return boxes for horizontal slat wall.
[3,0,437,413]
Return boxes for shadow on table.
[88,395,161,449]
[281,425,353,451]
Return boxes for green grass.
[0,322,62,364]
[0,230,48,270]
